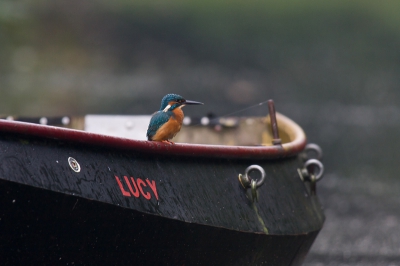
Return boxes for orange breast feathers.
[151,108,184,141]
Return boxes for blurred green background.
[1,0,400,264]
[1,0,400,179]
[2,0,400,113]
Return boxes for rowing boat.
[0,104,324,265]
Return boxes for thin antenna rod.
[267,100,282,145]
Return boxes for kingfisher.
[146,94,203,144]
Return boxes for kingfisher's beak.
[184,100,204,105]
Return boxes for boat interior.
[1,113,305,147]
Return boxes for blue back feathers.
[146,111,171,140]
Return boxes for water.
[292,105,400,265]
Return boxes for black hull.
[1,180,318,265]
[0,117,324,265]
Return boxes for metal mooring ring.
[305,143,323,160]
[245,165,266,188]
[304,159,324,182]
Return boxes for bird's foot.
[161,140,174,145]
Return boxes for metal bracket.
[301,143,323,161]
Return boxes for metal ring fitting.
[239,165,266,189]
[304,143,323,160]
[245,165,266,188]
[304,159,324,182]
[238,165,266,202]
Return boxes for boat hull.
[1,180,319,265]
[0,119,324,265]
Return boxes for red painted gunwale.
[0,114,306,160]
